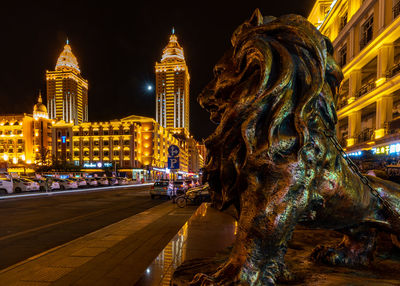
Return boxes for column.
[348,70,361,103]
[349,27,355,61]
[375,95,393,139]
[377,44,394,83]
[379,0,386,32]
[347,110,361,147]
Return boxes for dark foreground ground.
[170,205,400,286]
[0,185,163,270]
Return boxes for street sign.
[168,145,180,157]
[168,157,180,169]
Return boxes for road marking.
[0,183,153,200]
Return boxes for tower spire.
[172,27,175,34]
[66,37,69,45]
[38,90,42,103]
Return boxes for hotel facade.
[46,41,88,125]
[309,0,400,157]
[52,115,188,179]
[0,94,52,172]
[155,31,190,136]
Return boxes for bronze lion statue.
[191,9,400,286]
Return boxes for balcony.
[394,1,400,19]
[357,128,374,143]
[354,81,376,99]
[386,62,400,79]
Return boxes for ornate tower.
[155,30,190,135]
[33,91,52,165]
[46,40,88,124]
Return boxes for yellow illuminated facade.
[46,41,88,125]
[0,94,52,169]
[52,115,189,177]
[155,31,190,135]
[309,0,400,153]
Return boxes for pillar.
[347,110,362,147]
[375,95,393,139]
[378,0,386,32]
[348,70,361,103]
[377,44,394,83]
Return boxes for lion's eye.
[214,66,225,77]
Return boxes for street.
[0,185,166,270]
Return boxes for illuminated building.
[196,143,207,169]
[308,0,400,156]
[46,40,89,125]
[155,30,190,135]
[0,93,52,171]
[52,115,188,179]
[33,93,53,165]
[187,137,203,173]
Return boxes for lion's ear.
[248,9,263,27]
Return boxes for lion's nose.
[198,88,216,108]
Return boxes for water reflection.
[137,204,236,286]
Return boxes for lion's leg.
[190,168,309,285]
[311,225,377,266]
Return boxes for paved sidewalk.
[0,201,196,286]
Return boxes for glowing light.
[55,42,81,72]
[147,85,153,91]
[3,154,8,161]
[12,157,17,164]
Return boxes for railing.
[357,128,374,143]
[394,1,400,19]
[386,62,400,79]
[354,81,376,98]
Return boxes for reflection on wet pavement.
[135,203,236,285]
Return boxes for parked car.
[55,179,78,190]
[107,177,119,186]
[31,178,60,191]
[0,175,13,194]
[70,177,88,188]
[96,178,109,186]
[176,183,210,207]
[184,179,195,189]
[13,178,40,192]
[85,178,98,187]
[117,177,129,185]
[169,180,187,197]
[150,181,171,199]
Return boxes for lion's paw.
[311,245,370,267]
[189,273,216,286]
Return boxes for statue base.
[171,226,400,285]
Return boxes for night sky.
[0,0,315,141]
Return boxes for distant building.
[308,0,400,157]
[46,40,89,125]
[0,94,52,172]
[52,115,188,179]
[155,30,190,135]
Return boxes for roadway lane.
[0,185,165,270]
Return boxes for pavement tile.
[20,267,73,282]
[50,257,91,268]
[86,239,119,248]
[100,235,128,241]
[71,247,107,257]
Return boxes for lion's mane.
[202,11,343,210]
